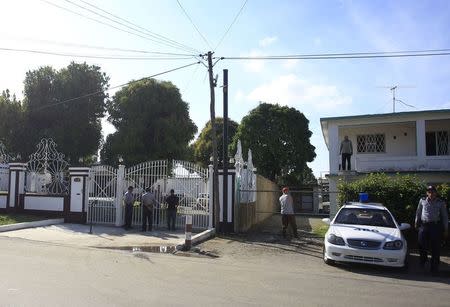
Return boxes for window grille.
[426,131,449,156]
[357,134,385,153]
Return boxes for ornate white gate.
[87,160,211,230]
[88,165,117,224]
[0,142,11,192]
[124,160,168,228]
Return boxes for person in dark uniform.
[141,187,157,232]
[415,185,448,275]
[165,189,179,231]
[123,186,134,230]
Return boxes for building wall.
[340,122,417,157]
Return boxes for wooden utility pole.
[222,69,229,232]
[207,51,220,231]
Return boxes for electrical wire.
[214,0,248,51]
[5,36,196,56]
[0,47,196,60]
[78,0,201,54]
[30,61,201,112]
[219,49,450,60]
[176,0,213,50]
[41,0,199,54]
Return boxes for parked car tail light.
[383,240,403,250]
[327,234,345,246]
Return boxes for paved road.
[1,234,449,307]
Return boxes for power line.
[30,61,201,112]
[6,36,196,56]
[78,0,200,54]
[218,49,450,60]
[176,0,213,50]
[41,0,199,54]
[62,0,198,53]
[0,47,196,60]
[214,0,248,51]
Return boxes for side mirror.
[399,223,411,231]
[322,218,331,225]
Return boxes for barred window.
[426,131,449,156]
[357,134,385,153]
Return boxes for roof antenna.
[378,85,416,112]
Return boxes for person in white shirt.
[279,187,298,239]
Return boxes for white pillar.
[115,164,125,226]
[8,163,27,210]
[416,119,426,168]
[208,164,213,229]
[68,167,90,223]
[328,124,340,174]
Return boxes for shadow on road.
[217,230,324,259]
[330,253,450,285]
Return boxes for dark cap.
[426,185,437,192]
[128,186,134,190]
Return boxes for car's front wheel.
[323,246,335,265]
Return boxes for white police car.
[322,202,410,268]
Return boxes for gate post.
[68,167,90,223]
[115,164,125,227]
[7,163,27,211]
[208,164,213,229]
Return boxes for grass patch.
[312,224,329,238]
[0,214,47,226]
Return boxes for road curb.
[0,218,65,232]
[176,228,216,250]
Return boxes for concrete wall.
[24,195,65,211]
[0,194,7,208]
[236,174,279,232]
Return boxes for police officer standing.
[415,185,448,275]
[141,187,157,232]
[123,186,134,230]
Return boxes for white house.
[320,109,450,216]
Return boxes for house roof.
[320,108,450,149]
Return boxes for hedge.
[337,173,449,224]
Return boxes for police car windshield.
[335,208,396,228]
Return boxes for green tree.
[192,117,239,167]
[0,89,24,156]
[22,62,109,162]
[231,103,316,185]
[101,78,197,165]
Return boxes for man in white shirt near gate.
[279,187,299,239]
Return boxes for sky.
[1,0,449,178]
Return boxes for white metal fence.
[88,165,118,224]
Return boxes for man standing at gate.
[142,187,157,232]
[165,189,179,231]
[124,186,134,230]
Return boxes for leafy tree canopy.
[231,103,316,185]
[0,90,23,154]
[101,78,197,166]
[21,62,109,162]
[192,117,239,167]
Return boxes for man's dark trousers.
[167,209,177,230]
[418,222,442,272]
[142,206,153,231]
[125,204,133,229]
[341,153,351,170]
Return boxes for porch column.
[68,167,90,223]
[115,164,125,227]
[7,163,27,211]
[416,119,426,168]
[328,124,340,174]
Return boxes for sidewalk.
[0,223,186,248]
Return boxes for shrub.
[337,173,426,224]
